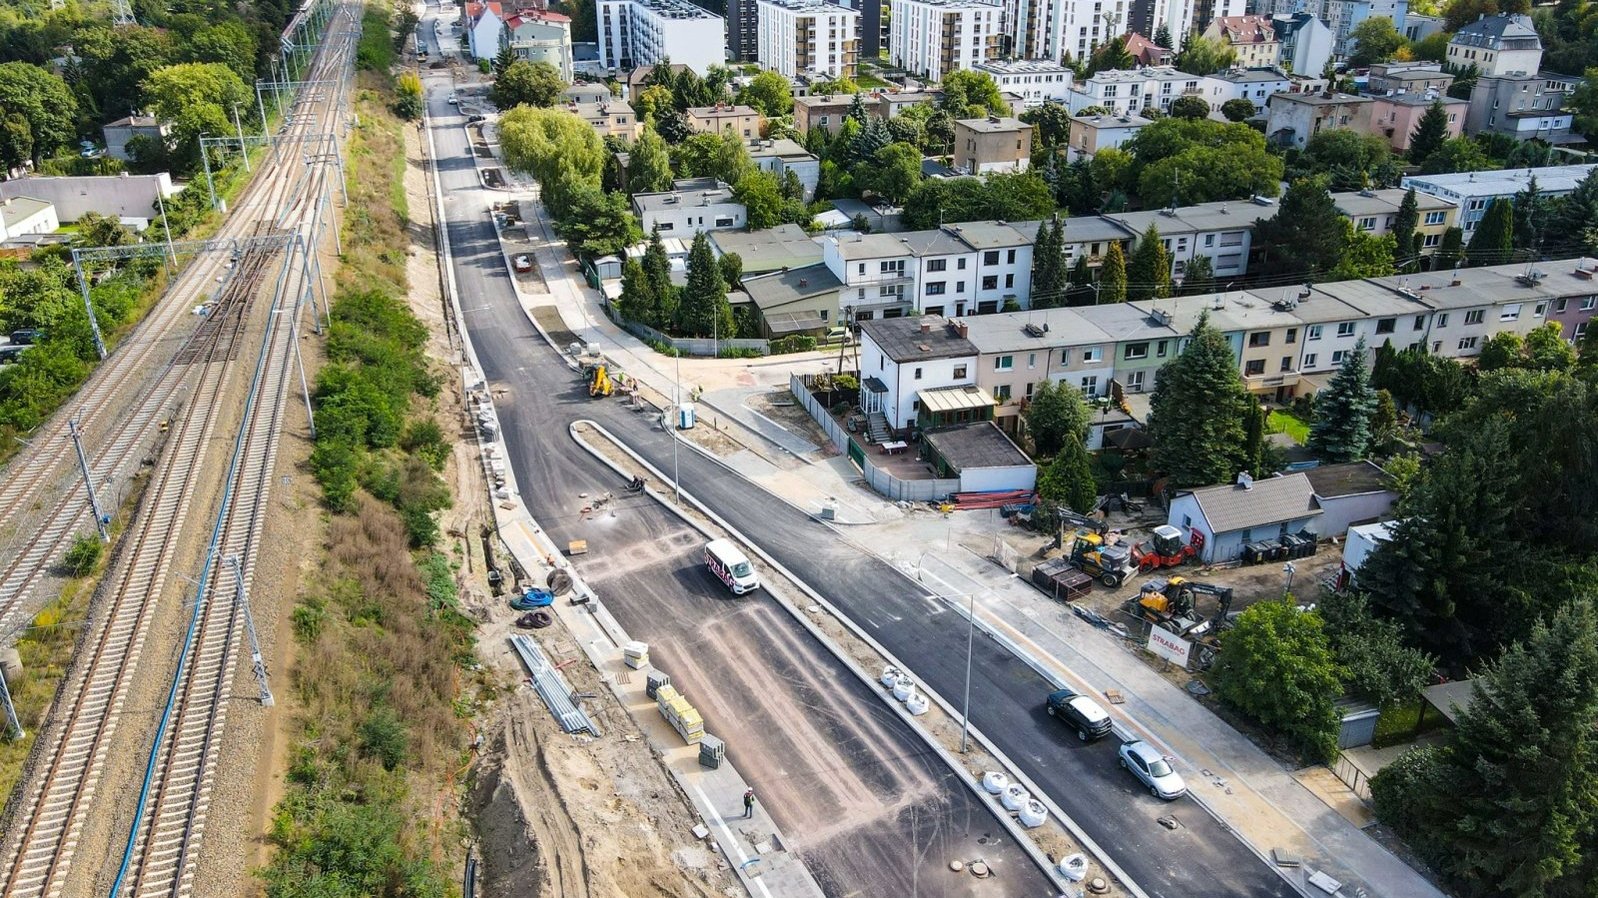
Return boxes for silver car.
[1118,740,1186,800]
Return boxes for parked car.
[0,344,27,364]
[1044,688,1113,741]
[447,93,459,105]
[10,329,42,345]
[512,254,533,272]
[1118,740,1186,800]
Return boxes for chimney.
[952,320,969,338]
[1237,472,1254,490]
[920,320,932,334]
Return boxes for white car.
[447,94,459,105]
[1118,740,1186,800]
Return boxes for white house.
[823,221,1035,319]
[1272,12,1334,77]
[1304,461,1396,537]
[504,9,574,80]
[887,0,1001,82]
[1401,164,1597,240]
[972,59,1075,109]
[465,0,505,59]
[748,137,821,200]
[0,196,59,241]
[597,0,725,74]
[1065,66,1227,116]
[1168,473,1324,563]
[857,315,982,431]
[757,0,859,80]
[1104,200,1275,281]
[632,178,746,235]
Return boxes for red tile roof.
[1211,15,1276,44]
[1123,33,1172,67]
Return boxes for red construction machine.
[1131,525,1204,573]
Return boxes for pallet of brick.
[622,640,650,670]
[655,685,704,744]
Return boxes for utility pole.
[0,661,22,742]
[673,354,681,504]
[69,417,109,542]
[226,554,274,707]
[961,592,975,753]
[232,104,250,172]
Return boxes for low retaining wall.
[789,373,961,503]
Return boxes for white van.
[704,539,759,595]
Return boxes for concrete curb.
[571,418,1138,898]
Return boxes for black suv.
[1045,688,1114,742]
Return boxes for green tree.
[184,20,257,83]
[1147,313,1250,487]
[74,212,135,248]
[1567,66,1598,140]
[1212,600,1342,762]
[1318,589,1435,709]
[634,83,674,125]
[1253,177,1346,279]
[1085,35,1134,75]
[733,169,784,230]
[734,70,793,117]
[493,44,517,80]
[493,59,566,108]
[1525,321,1578,371]
[1220,98,1256,122]
[676,231,729,338]
[394,71,423,120]
[617,256,656,326]
[1024,378,1089,456]
[939,69,1009,116]
[1392,187,1420,270]
[1173,35,1237,74]
[1406,100,1450,167]
[1331,221,1397,279]
[1348,16,1407,66]
[862,141,922,205]
[642,228,677,327]
[1434,225,1464,270]
[1418,136,1491,174]
[0,61,77,161]
[1372,600,1598,894]
[1294,129,1397,191]
[627,126,673,195]
[1180,254,1215,295]
[1126,224,1173,301]
[1511,174,1550,257]
[1309,337,1377,462]
[0,112,33,172]
[1020,103,1073,148]
[500,106,605,218]
[718,251,743,288]
[1168,95,1209,119]
[1477,330,1525,370]
[1465,197,1514,265]
[1031,216,1067,309]
[554,184,641,258]
[1036,435,1098,515]
[141,61,249,173]
[1098,241,1127,304]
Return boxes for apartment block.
[1333,187,1457,257]
[1067,112,1153,158]
[1401,164,1597,240]
[887,0,1001,83]
[686,103,765,137]
[1272,12,1333,77]
[1448,13,1578,142]
[632,177,747,235]
[748,137,822,199]
[962,308,1118,428]
[972,59,1074,109]
[504,9,574,80]
[1105,200,1276,281]
[1264,90,1373,149]
[823,221,1033,319]
[597,0,724,75]
[757,0,860,79]
[1065,67,1227,116]
[1367,93,1467,152]
[953,116,1031,175]
[1202,15,1280,69]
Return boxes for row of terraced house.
[853,258,1598,444]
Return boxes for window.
[1414,314,1426,331]
[1500,303,1522,321]
[1303,352,1317,368]
[1336,322,1356,337]
[1534,302,1547,317]
[1082,347,1102,363]
[1244,359,1266,375]
[1156,340,1168,357]
[956,282,966,293]
[1125,342,1149,360]
[716,217,734,227]
[657,221,675,231]
[957,258,967,270]
[1307,325,1323,341]
[1205,234,1215,247]
[926,281,946,295]
[1583,297,1597,311]
[994,384,1012,400]
[982,275,998,290]
[1331,349,1349,364]
[1358,216,1377,231]
[1079,375,1098,395]
[1423,233,1441,247]
[995,355,1013,370]
[953,364,967,379]
[1458,335,1478,350]
[1248,332,1271,347]
[1555,299,1568,313]
[1027,352,1037,368]
[1025,381,1035,399]
[984,250,1000,266]
[927,259,947,272]
[1126,370,1145,391]
[1004,274,1014,288]
[1577,322,1589,340]
[1464,309,1485,325]
[1436,312,1449,327]
[1425,211,1446,225]
[1007,249,1016,264]
[1286,328,1298,344]
[925,305,945,316]
[1375,318,1396,334]
[1281,356,1294,372]
[914,367,923,380]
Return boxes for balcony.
[1243,370,1301,391]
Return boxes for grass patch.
[264,11,473,893]
[1371,696,1442,749]
[1267,409,1311,445]
[855,70,891,89]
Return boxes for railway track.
[0,0,357,893]
[0,3,343,636]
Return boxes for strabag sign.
[1146,627,1192,668]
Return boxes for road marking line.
[693,783,775,898]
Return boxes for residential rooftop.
[620,0,721,19]
[1181,472,1322,533]
[1402,164,1598,197]
[689,103,763,118]
[1085,66,1204,84]
[739,262,842,310]
[923,421,1031,471]
[1332,187,1455,220]
[0,196,52,230]
[860,315,978,362]
[709,224,822,272]
[758,0,860,11]
[632,181,737,212]
[958,307,1114,353]
[1269,90,1372,105]
[974,59,1073,75]
[1450,11,1539,49]
[1069,112,1154,128]
[955,116,1030,133]
[1304,460,1392,498]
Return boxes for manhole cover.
[969,862,991,879]
[1086,876,1110,894]
[1158,815,1182,830]
[948,861,965,873]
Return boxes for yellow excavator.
[589,364,614,397]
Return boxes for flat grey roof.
[1333,187,1455,219]
[832,231,918,260]
[923,422,1031,471]
[740,262,841,310]
[1403,164,1597,198]
[633,185,737,211]
[710,224,822,272]
[1269,91,1371,105]
[943,220,1030,250]
[1182,472,1321,534]
[1010,216,1135,245]
[1304,460,1392,498]
[1070,112,1154,128]
[961,307,1114,353]
[1281,291,1367,324]
[1108,201,1274,235]
[1074,302,1182,340]
[860,315,977,362]
[956,116,1029,134]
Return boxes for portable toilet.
[677,402,696,430]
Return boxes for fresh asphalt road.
[420,46,1295,898]
[418,36,1049,898]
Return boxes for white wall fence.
[789,373,962,503]
[619,317,770,357]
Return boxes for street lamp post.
[961,592,975,753]
[1283,561,1296,599]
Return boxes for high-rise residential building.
[757,0,861,79]
[728,0,759,61]
[834,0,883,58]
[597,0,725,75]
[1250,0,1406,57]
[1007,0,1224,66]
[888,0,1002,82]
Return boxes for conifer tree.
[1392,187,1419,272]
[1181,254,1215,295]
[1308,337,1377,462]
[1098,241,1127,303]
[1031,216,1067,308]
[1127,223,1172,301]
[1407,100,1449,168]
[1147,313,1251,486]
[1466,198,1514,266]
[642,228,677,329]
[676,232,729,339]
